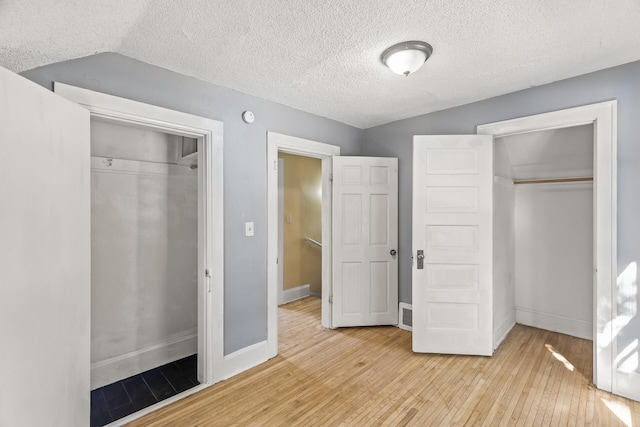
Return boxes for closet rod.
[513,177,593,185]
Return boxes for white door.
[412,135,493,355]
[0,68,90,425]
[332,156,398,327]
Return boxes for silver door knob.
[417,249,424,269]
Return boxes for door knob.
[390,249,397,256]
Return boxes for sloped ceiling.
[497,125,594,180]
[1,0,639,128]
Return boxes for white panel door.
[0,67,90,425]
[332,157,398,327]
[413,135,493,355]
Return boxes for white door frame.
[277,158,285,306]
[267,132,340,357]
[477,100,617,393]
[54,83,225,412]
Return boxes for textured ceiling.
[1,0,639,128]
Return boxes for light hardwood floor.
[128,297,640,426]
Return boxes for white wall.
[90,121,198,389]
[514,183,594,339]
[501,125,593,181]
[493,141,516,349]
[492,125,594,342]
[91,119,183,163]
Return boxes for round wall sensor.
[242,110,255,124]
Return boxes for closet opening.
[89,119,201,425]
[493,124,595,379]
[54,81,225,425]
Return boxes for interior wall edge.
[494,316,516,350]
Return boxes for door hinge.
[329,294,333,304]
[274,160,278,170]
[205,269,211,293]
[276,257,279,265]
[329,173,333,182]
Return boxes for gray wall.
[22,52,362,355]
[362,60,640,304]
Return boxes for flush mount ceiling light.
[381,41,433,76]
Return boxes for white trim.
[222,340,270,380]
[494,315,516,350]
[398,302,412,332]
[54,85,215,138]
[54,83,224,395]
[90,332,197,389]
[278,158,285,306]
[282,284,311,305]
[267,132,340,358]
[321,155,335,329]
[477,100,617,393]
[516,308,592,340]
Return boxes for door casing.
[267,132,340,357]
[54,83,225,421]
[477,100,617,393]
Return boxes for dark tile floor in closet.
[91,354,199,426]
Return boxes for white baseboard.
[516,307,592,340]
[281,284,310,305]
[91,331,197,389]
[223,340,271,380]
[494,313,516,350]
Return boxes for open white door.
[412,135,493,355]
[0,68,90,425]
[332,156,398,327]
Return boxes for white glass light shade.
[381,41,433,76]
[385,49,427,76]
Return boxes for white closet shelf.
[513,177,593,185]
[90,156,196,177]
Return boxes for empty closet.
[89,119,199,389]
[493,124,594,348]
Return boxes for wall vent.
[399,302,412,331]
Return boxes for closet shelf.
[513,177,593,185]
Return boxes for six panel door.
[332,156,399,327]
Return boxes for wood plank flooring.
[127,297,640,426]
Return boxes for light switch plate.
[245,221,254,236]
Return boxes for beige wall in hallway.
[280,153,322,295]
